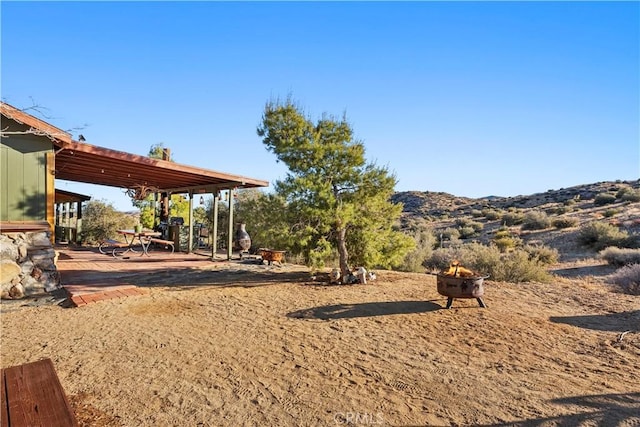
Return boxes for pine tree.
[257,98,414,277]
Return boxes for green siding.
[1,146,8,220]
[0,134,52,221]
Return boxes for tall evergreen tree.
[257,99,413,277]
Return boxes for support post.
[65,202,71,242]
[75,201,83,243]
[227,188,234,260]
[211,192,219,261]
[188,193,194,254]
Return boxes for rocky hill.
[392,179,640,263]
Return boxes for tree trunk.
[336,227,350,279]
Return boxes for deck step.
[1,358,77,427]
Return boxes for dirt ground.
[1,260,639,426]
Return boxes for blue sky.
[2,1,638,211]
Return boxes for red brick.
[71,296,85,307]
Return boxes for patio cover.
[1,102,269,194]
[2,101,268,257]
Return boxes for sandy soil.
[1,262,639,426]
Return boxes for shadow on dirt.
[287,300,443,320]
[549,310,639,332]
[481,392,640,426]
[551,263,617,279]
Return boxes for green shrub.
[607,264,640,295]
[455,218,472,228]
[502,211,524,226]
[493,237,515,252]
[577,222,634,251]
[458,226,477,239]
[471,221,484,233]
[471,209,483,218]
[80,200,137,244]
[522,210,551,230]
[462,243,502,278]
[455,219,483,239]
[602,209,619,218]
[400,230,437,273]
[492,250,553,283]
[616,187,640,202]
[594,193,617,206]
[423,247,466,271]
[482,209,502,221]
[424,243,552,282]
[492,227,520,252]
[552,217,578,229]
[523,244,559,265]
[599,247,640,266]
[439,227,460,241]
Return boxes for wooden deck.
[1,359,77,427]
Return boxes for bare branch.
[0,126,70,141]
[1,98,87,140]
[124,185,160,201]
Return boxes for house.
[1,101,268,298]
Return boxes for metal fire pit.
[436,274,488,309]
[259,249,286,265]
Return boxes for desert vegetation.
[80,200,137,244]
[89,175,640,291]
[599,247,640,266]
[391,179,640,290]
[607,263,640,295]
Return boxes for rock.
[0,236,19,261]
[0,260,21,286]
[43,272,61,292]
[0,231,58,298]
[31,266,43,280]
[30,249,56,270]
[356,266,368,284]
[8,283,25,299]
[20,259,35,276]
[20,275,41,295]
[30,232,52,248]
[329,268,341,284]
[17,243,28,262]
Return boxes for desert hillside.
[392,179,640,263]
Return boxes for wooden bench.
[98,239,130,257]
[1,358,78,427]
[147,237,175,254]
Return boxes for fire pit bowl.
[433,261,489,308]
[436,274,487,299]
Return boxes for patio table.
[117,229,161,256]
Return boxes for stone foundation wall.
[0,232,60,299]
